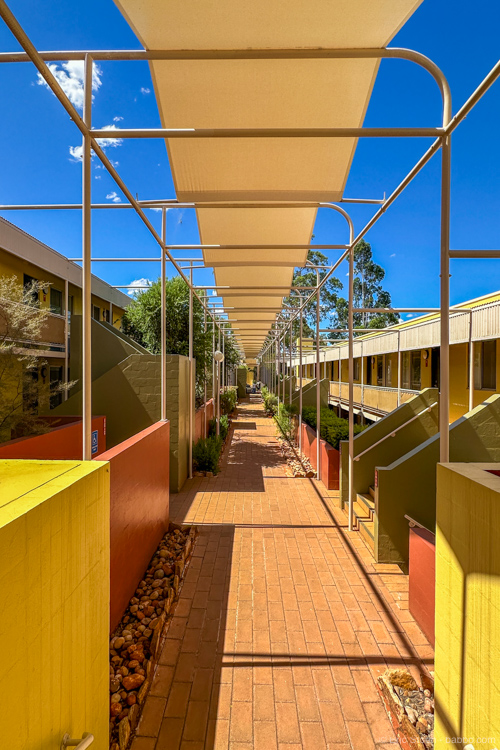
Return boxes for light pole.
[214,349,224,435]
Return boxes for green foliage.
[208,414,230,442]
[275,402,296,442]
[220,388,237,415]
[283,249,343,340]
[302,406,365,450]
[219,414,230,441]
[193,435,223,474]
[261,386,278,416]
[121,276,241,399]
[334,240,399,333]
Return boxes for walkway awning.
[115,0,422,357]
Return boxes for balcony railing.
[0,308,66,352]
[329,381,419,414]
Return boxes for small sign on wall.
[91,430,98,455]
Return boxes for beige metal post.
[82,54,92,460]
[439,135,451,463]
[161,208,167,421]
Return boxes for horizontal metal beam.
[67,257,203,262]
[352,307,472,313]
[449,250,500,259]
[92,127,443,139]
[0,200,380,210]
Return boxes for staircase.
[352,485,375,553]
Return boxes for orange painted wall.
[195,399,214,441]
[0,416,106,459]
[300,422,340,490]
[409,527,435,646]
[98,421,170,631]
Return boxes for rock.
[110,677,121,692]
[137,678,150,704]
[110,702,122,717]
[405,705,419,725]
[118,717,130,750]
[122,673,145,691]
[417,717,429,732]
[154,569,164,579]
[424,698,434,713]
[388,669,418,692]
[111,692,122,703]
[420,672,434,692]
[119,667,129,677]
[126,692,137,706]
[128,703,139,731]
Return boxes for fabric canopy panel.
[115,0,422,358]
[198,207,316,353]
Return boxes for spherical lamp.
[214,350,224,363]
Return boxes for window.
[385,356,392,387]
[23,273,39,305]
[354,358,360,381]
[410,351,421,390]
[366,356,373,385]
[402,352,410,389]
[49,366,64,409]
[68,295,74,314]
[92,305,100,321]
[474,340,496,390]
[102,308,110,323]
[50,287,63,315]
[376,355,384,386]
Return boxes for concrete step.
[357,493,375,519]
[368,485,375,500]
[353,500,371,523]
[359,518,375,553]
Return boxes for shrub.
[275,402,296,442]
[301,407,365,450]
[207,414,230,441]
[261,386,278,416]
[193,435,223,474]
[220,388,237,415]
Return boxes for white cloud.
[94,123,123,148]
[69,144,83,161]
[127,278,152,296]
[390,253,396,258]
[106,191,121,203]
[37,61,102,110]
[140,87,151,95]
[95,175,101,180]
[113,115,124,122]
[69,123,123,161]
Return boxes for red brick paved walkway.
[132,401,433,750]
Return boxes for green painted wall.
[376,394,500,565]
[291,378,329,410]
[68,316,147,389]
[51,353,194,492]
[339,388,439,508]
[236,367,247,398]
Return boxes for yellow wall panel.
[435,463,500,748]
[0,459,110,750]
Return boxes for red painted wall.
[409,527,435,646]
[98,421,170,631]
[194,399,214,441]
[300,422,340,490]
[0,416,106,459]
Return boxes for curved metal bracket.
[61,733,94,750]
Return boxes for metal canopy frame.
[0,0,498,532]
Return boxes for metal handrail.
[354,401,438,462]
[61,733,94,750]
[405,514,434,535]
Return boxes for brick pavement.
[132,401,433,750]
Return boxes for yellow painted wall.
[0,459,110,750]
[0,248,125,327]
[435,463,500,748]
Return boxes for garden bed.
[378,669,434,750]
[109,523,197,750]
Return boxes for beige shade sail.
[114,0,422,359]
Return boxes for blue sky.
[0,0,499,320]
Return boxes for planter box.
[408,526,435,646]
[301,422,340,490]
[194,398,214,441]
[98,421,170,631]
[0,415,106,459]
